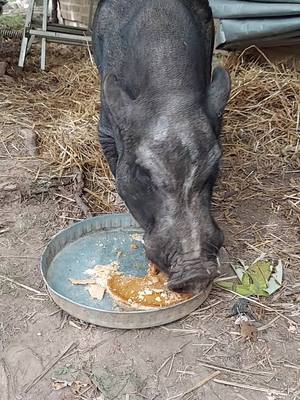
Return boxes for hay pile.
[0,45,120,213]
[0,46,299,225]
[219,50,299,226]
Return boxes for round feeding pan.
[41,213,212,329]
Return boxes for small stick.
[0,274,46,296]
[157,341,191,374]
[257,315,281,331]
[24,342,77,393]
[203,342,216,356]
[237,394,249,400]
[167,371,220,400]
[196,360,273,377]
[191,300,223,313]
[48,309,61,316]
[284,363,300,370]
[167,354,176,377]
[213,378,287,396]
[157,355,172,374]
[0,255,39,259]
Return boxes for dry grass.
[0,44,121,213]
[0,44,299,266]
[218,49,299,226]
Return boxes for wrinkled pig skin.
[92,0,231,293]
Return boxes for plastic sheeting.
[209,0,300,49]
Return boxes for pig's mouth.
[167,260,220,294]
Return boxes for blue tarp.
[209,0,300,49]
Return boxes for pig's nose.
[167,261,220,294]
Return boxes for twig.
[0,274,46,296]
[190,300,223,314]
[237,394,249,400]
[167,371,220,400]
[0,255,39,259]
[167,354,176,377]
[24,342,77,393]
[213,378,287,396]
[157,341,191,374]
[196,360,273,377]
[257,315,281,331]
[157,355,172,374]
[48,309,61,316]
[283,363,300,370]
[203,342,216,356]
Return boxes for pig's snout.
[167,260,220,294]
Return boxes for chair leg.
[40,0,48,70]
[18,0,35,68]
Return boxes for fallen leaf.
[216,258,283,297]
[69,278,96,285]
[52,379,69,390]
[240,321,258,341]
[87,284,105,300]
[70,380,88,395]
[264,260,283,295]
[131,243,138,250]
[231,263,247,282]
[248,260,273,288]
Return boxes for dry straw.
[0,46,299,223]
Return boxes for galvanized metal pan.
[40,213,212,329]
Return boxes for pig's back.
[92,0,209,94]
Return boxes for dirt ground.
[0,40,299,400]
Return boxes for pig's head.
[103,67,231,293]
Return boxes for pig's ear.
[207,66,231,119]
[103,74,133,126]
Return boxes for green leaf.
[216,258,284,297]
[265,260,283,295]
[231,263,246,283]
[234,284,254,296]
[248,260,272,288]
[215,281,236,290]
[241,272,251,286]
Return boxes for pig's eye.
[135,164,151,183]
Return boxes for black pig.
[92,0,231,293]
